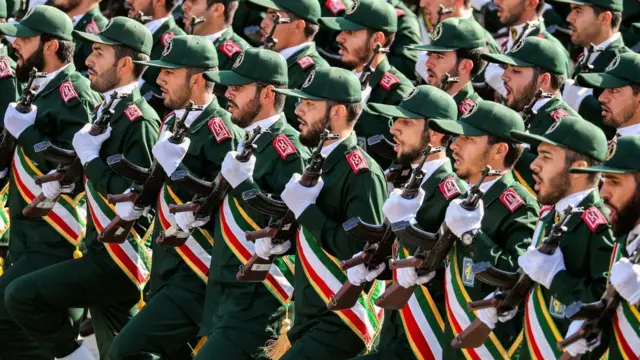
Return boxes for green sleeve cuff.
[297,203,321,231]
[230,177,259,198]
[84,157,110,183]
[548,269,572,304]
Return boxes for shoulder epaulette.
[325,0,346,15]
[582,206,608,232]
[395,9,405,17]
[499,188,525,213]
[438,176,461,200]
[124,104,143,122]
[346,150,369,173]
[161,32,175,47]
[550,108,570,121]
[85,19,100,34]
[273,134,297,160]
[59,81,79,104]
[379,72,400,90]
[208,117,231,143]
[219,40,242,58]
[539,205,554,217]
[297,56,315,70]
[459,98,475,117]
[0,57,13,79]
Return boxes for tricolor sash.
[444,244,522,359]
[84,178,150,290]
[0,183,10,239]
[297,226,384,349]
[609,243,640,359]
[218,195,294,305]
[12,147,85,245]
[157,185,213,283]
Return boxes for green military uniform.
[71,4,108,74]
[430,101,540,359]
[511,116,615,359]
[208,26,251,109]
[109,35,244,360]
[194,48,311,359]
[273,67,387,359]
[386,0,421,82]
[356,86,467,360]
[4,16,159,359]
[0,6,101,360]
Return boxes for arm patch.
[550,109,570,121]
[85,19,101,34]
[346,150,369,173]
[161,32,175,47]
[59,81,79,104]
[379,72,400,90]
[439,176,461,200]
[208,117,231,143]
[499,188,525,213]
[297,56,315,70]
[220,40,242,58]
[0,57,13,79]
[458,99,475,116]
[325,0,346,15]
[124,104,143,122]
[582,206,608,232]
[273,134,297,160]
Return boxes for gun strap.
[608,243,640,358]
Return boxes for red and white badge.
[499,188,524,213]
[85,20,100,34]
[458,99,475,116]
[582,206,607,232]
[325,0,346,14]
[438,176,461,200]
[0,57,12,79]
[346,150,369,173]
[551,109,570,121]
[297,56,315,70]
[124,104,143,122]
[161,32,175,47]
[208,117,231,143]
[220,40,242,58]
[59,81,79,104]
[379,72,399,90]
[273,134,297,160]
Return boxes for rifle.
[236,130,339,281]
[522,89,554,130]
[440,73,459,91]
[188,16,205,35]
[386,163,412,190]
[23,92,127,217]
[573,44,604,80]
[328,145,444,310]
[0,68,46,172]
[155,126,263,246]
[452,206,581,349]
[133,10,152,24]
[99,101,203,243]
[435,5,453,27]
[367,134,397,161]
[375,166,500,309]
[264,13,291,50]
[556,247,640,360]
[359,43,391,90]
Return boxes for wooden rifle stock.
[451,320,493,349]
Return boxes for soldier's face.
[601,173,640,236]
[390,118,428,165]
[502,65,539,111]
[52,0,81,13]
[494,0,526,26]
[530,143,571,205]
[425,51,458,89]
[450,135,493,181]
[13,36,46,83]
[182,0,209,34]
[296,99,331,147]
[126,0,154,18]
[86,44,120,93]
[261,9,295,51]
[567,5,601,47]
[421,0,455,26]
[225,84,263,128]
[599,86,640,129]
[157,68,194,110]
[336,30,372,69]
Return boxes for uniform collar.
[415,158,448,185]
[478,176,501,193]
[555,188,594,215]
[245,113,283,132]
[205,27,229,43]
[145,16,170,35]
[626,223,640,255]
[97,81,140,118]
[173,100,210,128]
[279,42,313,60]
[71,13,87,27]
[320,133,349,158]
[532,97,553,113]
[585,32,621,63]
[33,63,71,96]
[616,122,640,136]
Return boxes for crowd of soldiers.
[0,0,638,359]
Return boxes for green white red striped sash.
[396,247,445,360]
[444,244,521,360]
[609,243,640,359]
[84,178,150,290]
[0,184,10,238]
[297,226,384,348]
[12,147,85,245]
[157,185,213,283]
[218,195,294,305]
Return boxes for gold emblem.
[549,297,566,318]
[605,138,617,161]
[510,27,518,40]
[462,257,475,287]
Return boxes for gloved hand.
[475,292,518,329]
[114,191,143,221]
[255,237,291,260]
[562,79,593,111]
[396,261,435,288]
[221,151,256,188]
[72,124,112,165]
[4,102,37,138]
[281,173,324,218]
[610,258,640,304]
[518,246,566,289]
[174,211,210,233]
[152,131,191,177]
[383,188,425,223]
[41,170,75,200]
[564,320,600,356]
[346,252,386,286]
[444,198,484,237]
[484,63,507,97]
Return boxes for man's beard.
[456,147,490,182]
[90,65,120,93]
[16,43,46,83]
[537,168,570,205]
[511,75,539,112]
[299,108,331,148]
[608,189,640,237]
[53,0,81,13]
[602,102,635,128]
[397,134,428,166]
[164,84,192,111]
[229,92,261,128]
[344,42,372,70]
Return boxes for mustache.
[603,198,618,212]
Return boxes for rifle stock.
[169,170,215,196]
[242,189,289,218]
[451,319,493,349]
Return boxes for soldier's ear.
[330,103,348,124]
[458,58,473,77]
[537,72,551,88]
[369,31,386,50]
[118,56,134,74]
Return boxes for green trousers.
[280,319,364,360]
[4,248,143,359]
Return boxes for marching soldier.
[482,36,575,192]
[109,35,244,359]
[428,101,540,359]
[575,52,640,136]
[176,48,310,359]
[560,135,640,358]
[0,5,101,359]
[4,16,159,359]
[52,0,108,74]
[247,0,328,128]
[383,0,422,82]
[352,85,467,359]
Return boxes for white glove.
[174,211,209,233]
[346,252,386,286]
[518,246,566,289]
[415,52,429,83]
[152,131,191,177]
[382,188,425,224]
[72,124,112,165]
[610,258,640,304]
[221,151,256,188]
[0,168,8,179]
[564,320,600,356]
[475,292,518,329]
[484,63,507,97]
[41,170,75,200]
[4,102,37,138]
[444,198,484,237]
[562,80,593,111]
[396,261,435,288]
[114,196,143,221]
[254,237,291,260]
[281,173,324,218]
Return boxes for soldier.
[351,85,466,360]
[3,16,160,360]
[575,52,640,136]
[52,0,108,74]
[428,101,540,359]
[483,36,575,192]
[556,0,629,137]
[126,0,185,116]
[246,0,328,128]
[561,135,640,358]
[109,35,244,360]
[0,5,102,359]
[478,115,616,359]
[383,0,422,82]
[319,0,413,168]
[175,48,310,359]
